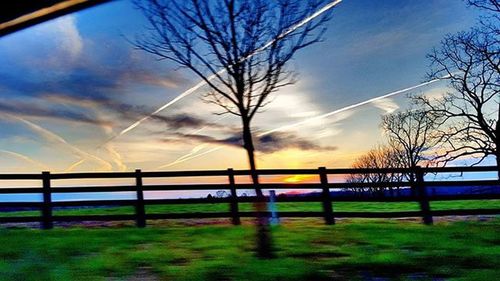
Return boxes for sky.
[0,0,491,178]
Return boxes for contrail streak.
[2,114,113,171]
[258,78,442,137]
[113,73,220,139]
[257,0,342,53]
[158,78,443,168]
[0,150,49,170]
[65,159,86,172]
[157,146,223,169]
[106,0,343,144]
[105,144,127,172]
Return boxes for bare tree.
[417,1,499,177]
[133,0,335,257]
[346,145,406,197]
[381,105,442,192]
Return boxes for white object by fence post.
[268,190,280,225]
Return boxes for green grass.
[1,199,499,217]
[0,219,498,280]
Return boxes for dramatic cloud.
[0,33,189,103]
[39,93,225,132]
[53,16,84,61]
[0,15,84,71]
[120,68,188,89]
[149,114,228,130]
[155,130,337,169]
[263,88,323,120]
[256,132,337,153]
[421,86,449,101]
[161,131,337,154]
[372,97,399,115]
[38,64,187,100]
[0,99,112,126]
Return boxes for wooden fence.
[0,166,499,229]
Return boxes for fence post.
[319,167,334,225]
[228,168,240,225]
[41,171,53,229]
[135,169,146,228]
[415,166,433,225]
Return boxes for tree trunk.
[242,119,273,258]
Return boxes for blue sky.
[0,0,491,176]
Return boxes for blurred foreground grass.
[0,219,498,280]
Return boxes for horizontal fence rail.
[0,166,498,228]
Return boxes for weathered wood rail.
[0,166,499,228]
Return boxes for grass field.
[1,200,499,217]
[0,219,498,280]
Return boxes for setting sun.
[282,175,317,183]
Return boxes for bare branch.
[417,18,499,170]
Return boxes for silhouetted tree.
[417,1,499,177]
[381,104,442,194]
[346,145,406,197]
[133,0,336,258]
